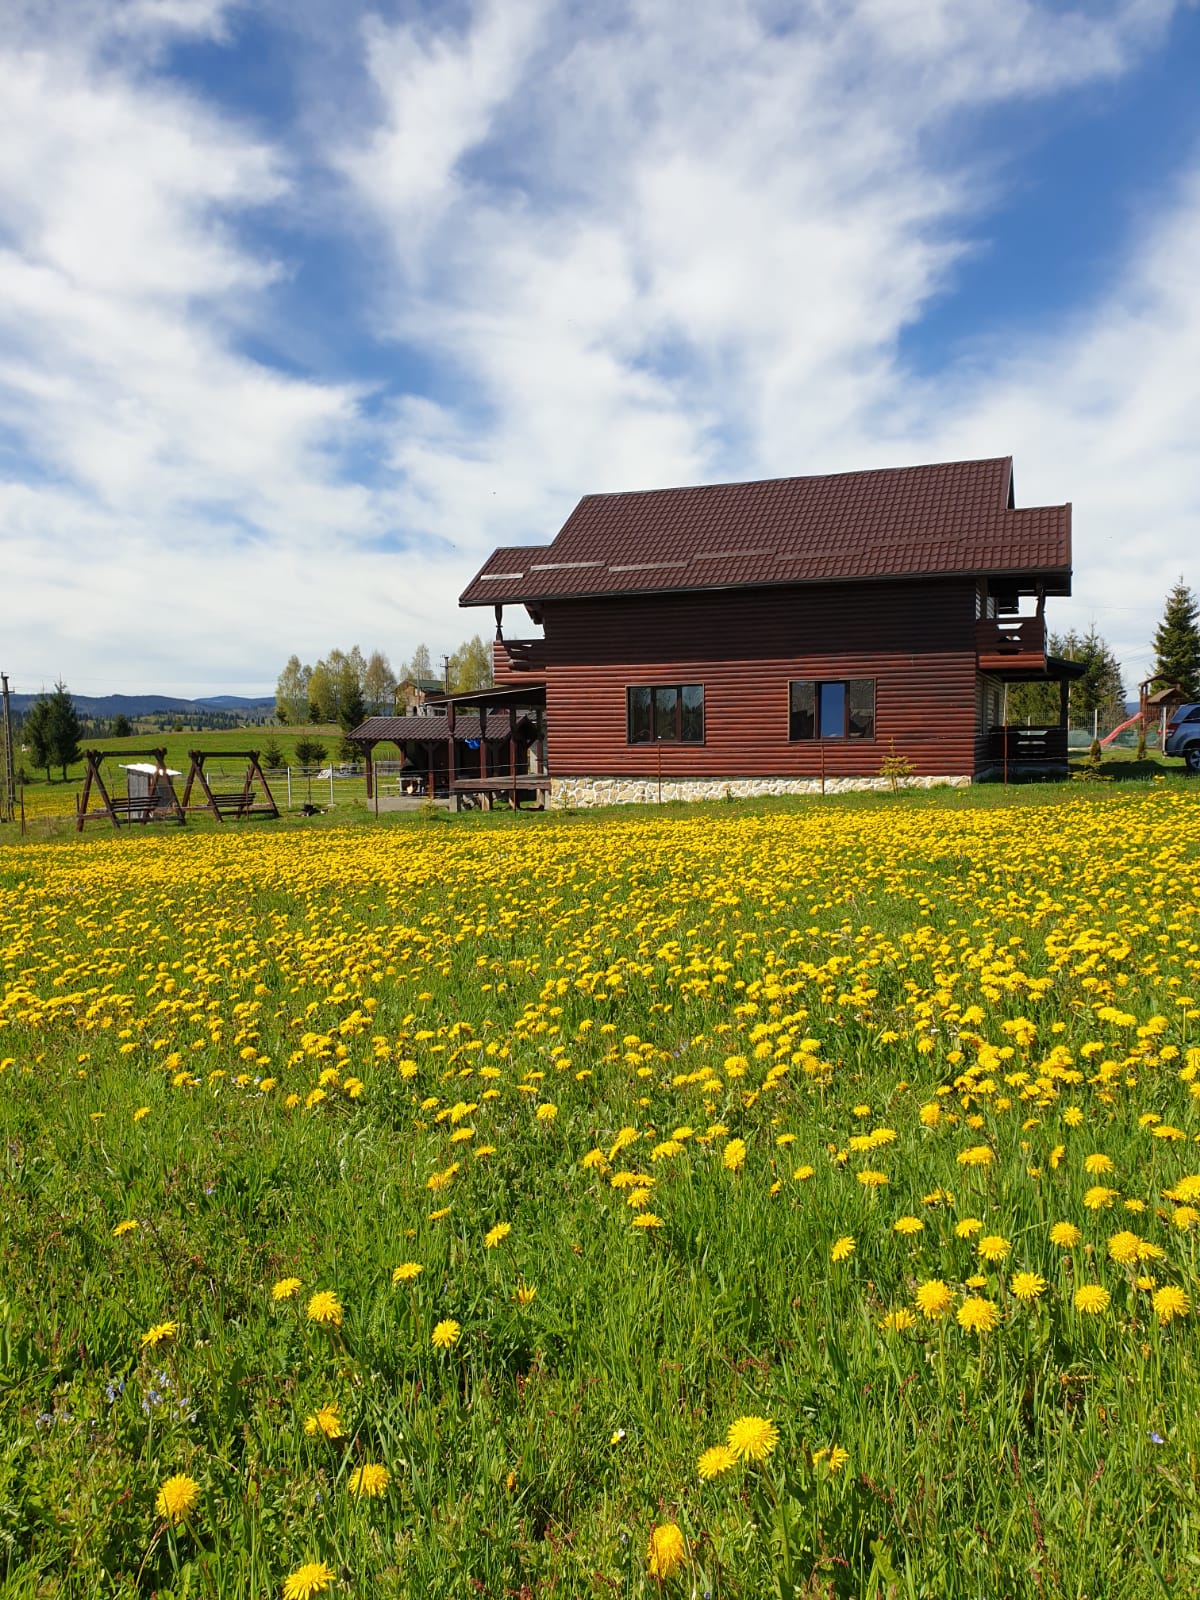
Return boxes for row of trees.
[274,640,493,728]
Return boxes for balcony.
[493,638,548,683]
[976,615,1046,673]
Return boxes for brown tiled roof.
[349,714,532,743]
[460,457,1072,605]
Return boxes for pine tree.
[1152,578,1200,699]
[1072,625,1125,730]
[46,682,82,779]
[23,695,53,780]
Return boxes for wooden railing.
[493,638,548,680]
[976,615,1046,660]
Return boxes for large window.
[627,683,705,744]
[789,679,875,740]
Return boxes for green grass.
[0,785,1199,1596]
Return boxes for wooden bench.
[451,776,551,812]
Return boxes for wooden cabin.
[458,457,1079,805]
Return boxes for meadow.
[1,784,1198,1598]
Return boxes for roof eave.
[462,564,1072,608]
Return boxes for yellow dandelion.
[1009,1271,1047,1303]
[647,1522,687,1579]
[484,1223,512,1249]
[893,1216,924,1235]
[282,1561,335,1599]
[1050,1221,1082,1248]
[1084,1186,1116,1211]
[1084,1153,1114,1175]
[827,1444,850,1473]
[957,1145,994,1167]
[726,1415,779,1461]
[140,1321,178,1349]
[155,1473,200,1524]
[955,1218,982,1239]
[1073,1284,1111,1315]
[794,1165,815,1181]
[348,1462,390,1498]
[515,1282,537,1306]
[957,1296,999,1334]
[272,1277,303,1302]
[878,1307,917,1332]
[1152,1285,1189,1324]
[431,1318,461,1349]
[1106,1232,1141,1266]
[391,1262,423,1285]
[697,1444,737,1480]
[830,1235,855,1263]
[112,1220,139,1237]
[304,1404,344,1441]
[976,1234,1011,1263]
[856,1169,889,1188]
[914,1279,953,1320]
[306,1291,343,1328]
[723,1138,747,1172]
[632,1212,664,1229]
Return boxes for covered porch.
[350,685,547,810]
[978,654,1086,779]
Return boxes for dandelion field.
[1,788,1199,1598]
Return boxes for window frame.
[788,678,876,742]
[626,682,705,745]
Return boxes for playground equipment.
[76,748,279,829]
[181,750,279,821]
[77,749,186,830]
[1099,679,1187,749]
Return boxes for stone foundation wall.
[547,774,971,808]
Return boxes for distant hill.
[10,692,275,717]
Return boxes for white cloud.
[0,0,1194,695]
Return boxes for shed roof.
[461,457,1071,606]
[349,713,534,743]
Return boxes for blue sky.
[1,0,1198,696]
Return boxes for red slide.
[1099,713,1147,748]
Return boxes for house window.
[789,679,875,740]
[627,683,704,743]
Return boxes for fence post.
[287,768,292,808]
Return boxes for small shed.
[121,762,183,820]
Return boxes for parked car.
[1164,704,1200,772]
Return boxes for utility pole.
[442,654,451,694]
[1,672,14,823]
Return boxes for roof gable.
[461,457,1071,606]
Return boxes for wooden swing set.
[76,748,279,830]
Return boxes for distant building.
[398,676,447,715]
